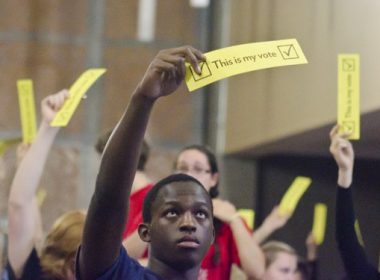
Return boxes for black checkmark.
[283,46,293,57]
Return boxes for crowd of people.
[0,46,379,280]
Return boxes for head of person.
[261,241,298,280]
[40,210,86,279]
[174,145,219,198]
[95,130,150,171]
[139,173,215,271]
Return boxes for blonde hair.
[40,210,85,279]
[262,241,297,268]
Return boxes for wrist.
[228,213,241,224]
[338,168,352,188]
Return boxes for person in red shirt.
[175,145,265,280]
[95,133,152,259]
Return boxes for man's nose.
[179,211,196,232]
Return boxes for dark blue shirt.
[76,247,163,280]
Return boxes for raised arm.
[79,46,205,280]
[330,125,380,279]
[252,206,290,245]
[7,90,69,277]
[212,199,265,279]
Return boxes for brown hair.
[40,210,85,279]
[262,241,297,268]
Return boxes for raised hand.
[264,206,291,230]
[41,89,70,124]
[136,46,205,100]
[329,125,354,187]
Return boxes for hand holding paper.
[51,69,106,127]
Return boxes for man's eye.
[166,210,178,218]
[195,211,207,219]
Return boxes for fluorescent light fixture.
[137,0,157,42]
[189,0,210,8]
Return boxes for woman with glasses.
[175,145,265,280]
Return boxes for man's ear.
[138,223,151,243]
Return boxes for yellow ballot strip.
[51,69,106,127]
[338,54,360,140]
[312,203,327,245]
[279,176,312,216]
[238,209,255,230]
[185,39,308,91]
[354,219,365,247]
[0,138,22,156]
[17,80,37,143]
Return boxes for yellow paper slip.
[338,54,360,140]
[312,203,327,245]
[279,176,312,216]
[51,69,106,127]
[17,80,37,143]
[238,209,255,230]
[0,138,22,156]
[185,39,308,91]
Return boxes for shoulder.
[76,247,161,279]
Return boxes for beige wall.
[225,0,380,153]
[0,0,203,232]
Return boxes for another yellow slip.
[185,39,308,91]
[51,69,106,127]
[279,176,312,216]
[338,54,360,139]
[238,209,255,230]
[17,80,37,143]
[312,203,327,245]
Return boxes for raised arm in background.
[330,125,380,280]
[252,206,291,245]
[7,90,69,277]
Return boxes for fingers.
[43,89,70,112]
[157,46,205,75]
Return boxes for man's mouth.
[177,236,200,248]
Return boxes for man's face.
[148,181,214,270]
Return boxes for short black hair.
[175,145,219,198]
[95,129,150,171]
[142,173,212,223]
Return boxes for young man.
[77,46,215,280]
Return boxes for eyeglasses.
[175,165,211,175]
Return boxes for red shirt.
[198,222,242,280]
[123,184,153,239]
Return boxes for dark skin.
[79,46,207,280]
[138,182,214,280]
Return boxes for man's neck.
[148,257,200,280]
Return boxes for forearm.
[80,92,155,279]
[252,221,276,245]
[335,187,378,279]
[122,230,148,259]
[9,122,58,205]
[8,122,58,276]
[230,218,265,279]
